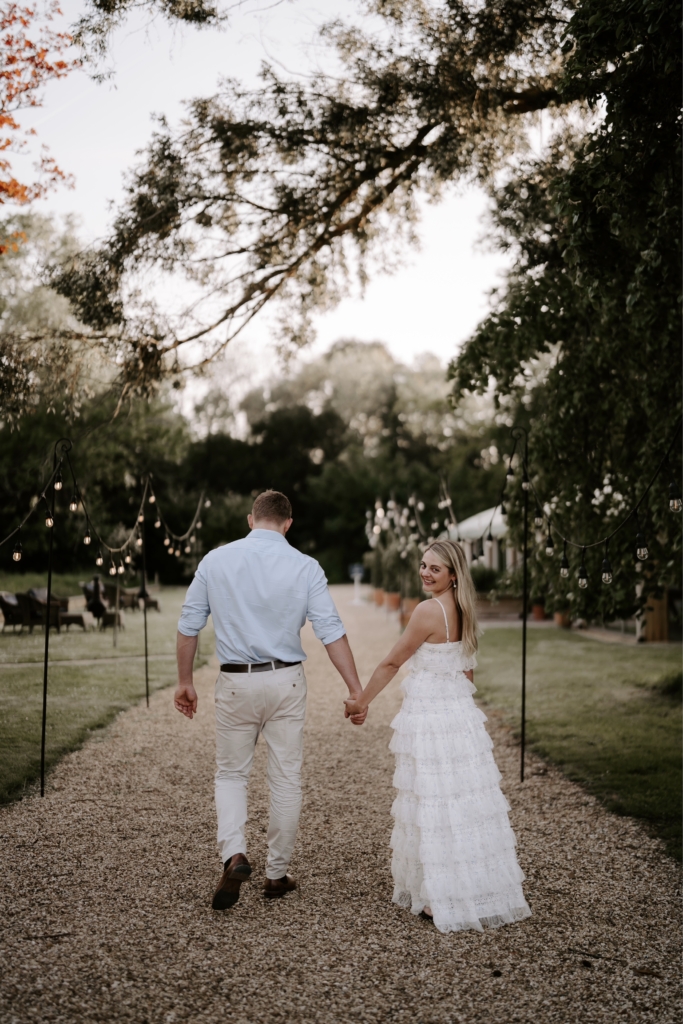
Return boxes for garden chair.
[27,588,67,633]
[0,592,24,632]
[15,593,45,633]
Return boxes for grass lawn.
[0,586,213,803]
[475,627,682,859]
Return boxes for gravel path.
[1,586,680,1024]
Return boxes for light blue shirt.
[177,529,346,665]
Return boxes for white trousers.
[214,663,307,880]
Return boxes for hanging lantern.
[12,539,22,562]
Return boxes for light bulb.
[669,481,682,512]
[601,561,613,584]
[190,535,196,545]
[54,471,63,491]
[175,549,181,557]
[534,508,543,529]
[506,465,514,479]
[204,499,211,508]
[560,557,569,579]
[578,576,588,589]
[124,553,132,564]
[522,472,530,491]
[149,494,156,504]
[163,536,170,546]
[154,518,161,529]
[69,494,78,512]
[83,530,91,546]
[109,564,116,576]
[136,537,143,547]
[409,519,416,528]
[196,520,202,529]
[486,531,493,544]
[138,513,144,523]
[545,534,554,557]
[431,521,439,531]
[12,541,22,562]
[184,545,191,554]
[95,551,104,566]
[417,502,425,512]
[117,563,125,575]
[636,532,648,560]
[500,502,507,518]
[45,513,54,528]
[168,546,174,555]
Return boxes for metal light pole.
[40,438,71,797]
[511,427,529,783]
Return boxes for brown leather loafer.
[211,853,252,910]
[263,874,297,899]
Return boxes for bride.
[344,539,531,934]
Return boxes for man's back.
[178,528,345,665]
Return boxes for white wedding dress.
[389,599,531,934]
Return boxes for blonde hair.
[422,540,481,657]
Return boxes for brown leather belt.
[220,660,301,674]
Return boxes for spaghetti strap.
[434,597,449,643]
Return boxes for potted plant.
[382,541,403,611]
[400,545,423,627]
[367,547,384,606]
[550,594,572,629]
[530,593,547,621]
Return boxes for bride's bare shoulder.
[408,599,441,628]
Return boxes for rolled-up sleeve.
[178,559,210,636]
[307,564,346,645]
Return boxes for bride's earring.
[452,579,457,589]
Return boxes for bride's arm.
[344,603,435,715]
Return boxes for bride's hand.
[344,696,367,723]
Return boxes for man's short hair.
[252,490,292,523]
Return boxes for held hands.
[174,682,198,719]
[344,693,368,725]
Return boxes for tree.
[0,1,76,222]
[449,0,681,621]
[51,0,583,393]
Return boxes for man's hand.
[344,693,368,725]
[174,682,198,719]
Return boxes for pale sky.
[16,0,511,370]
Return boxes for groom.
[173,489,367,910]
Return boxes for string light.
[154,517,161,529]
[601,541,613,585]
[669,480,682,513]
[45,511,54,529]
[69,493,79,513]
[12,536,22,562]
[184,544,191,554]
[533,506,544,529]
[163,534,170,547]
[635,516,648,561]
[168,545,175,555]
[522,469,530,492]
[204,499,211,508]
[95,550,104,567]
[545,528,555,557]
[506,461,514,480]
[136,536,143,548]
[83,529,92,546]
[109,561,117,576]
[560,540,569,579]
[117,562,125,575]
[500,501,507,518]
[431,521,439,531]
[124,552,132,564]
[175,548,181,557]
[196,520,202,530]
[53,469,63,492]
[578,548,588,589]
[138,512,145,523]
[149,494,156,504]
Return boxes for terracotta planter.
[531,603,546,621]
[373,588,384,607]
[385,591,401,612]
[554,611,571,629]
[400,597,421,629]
